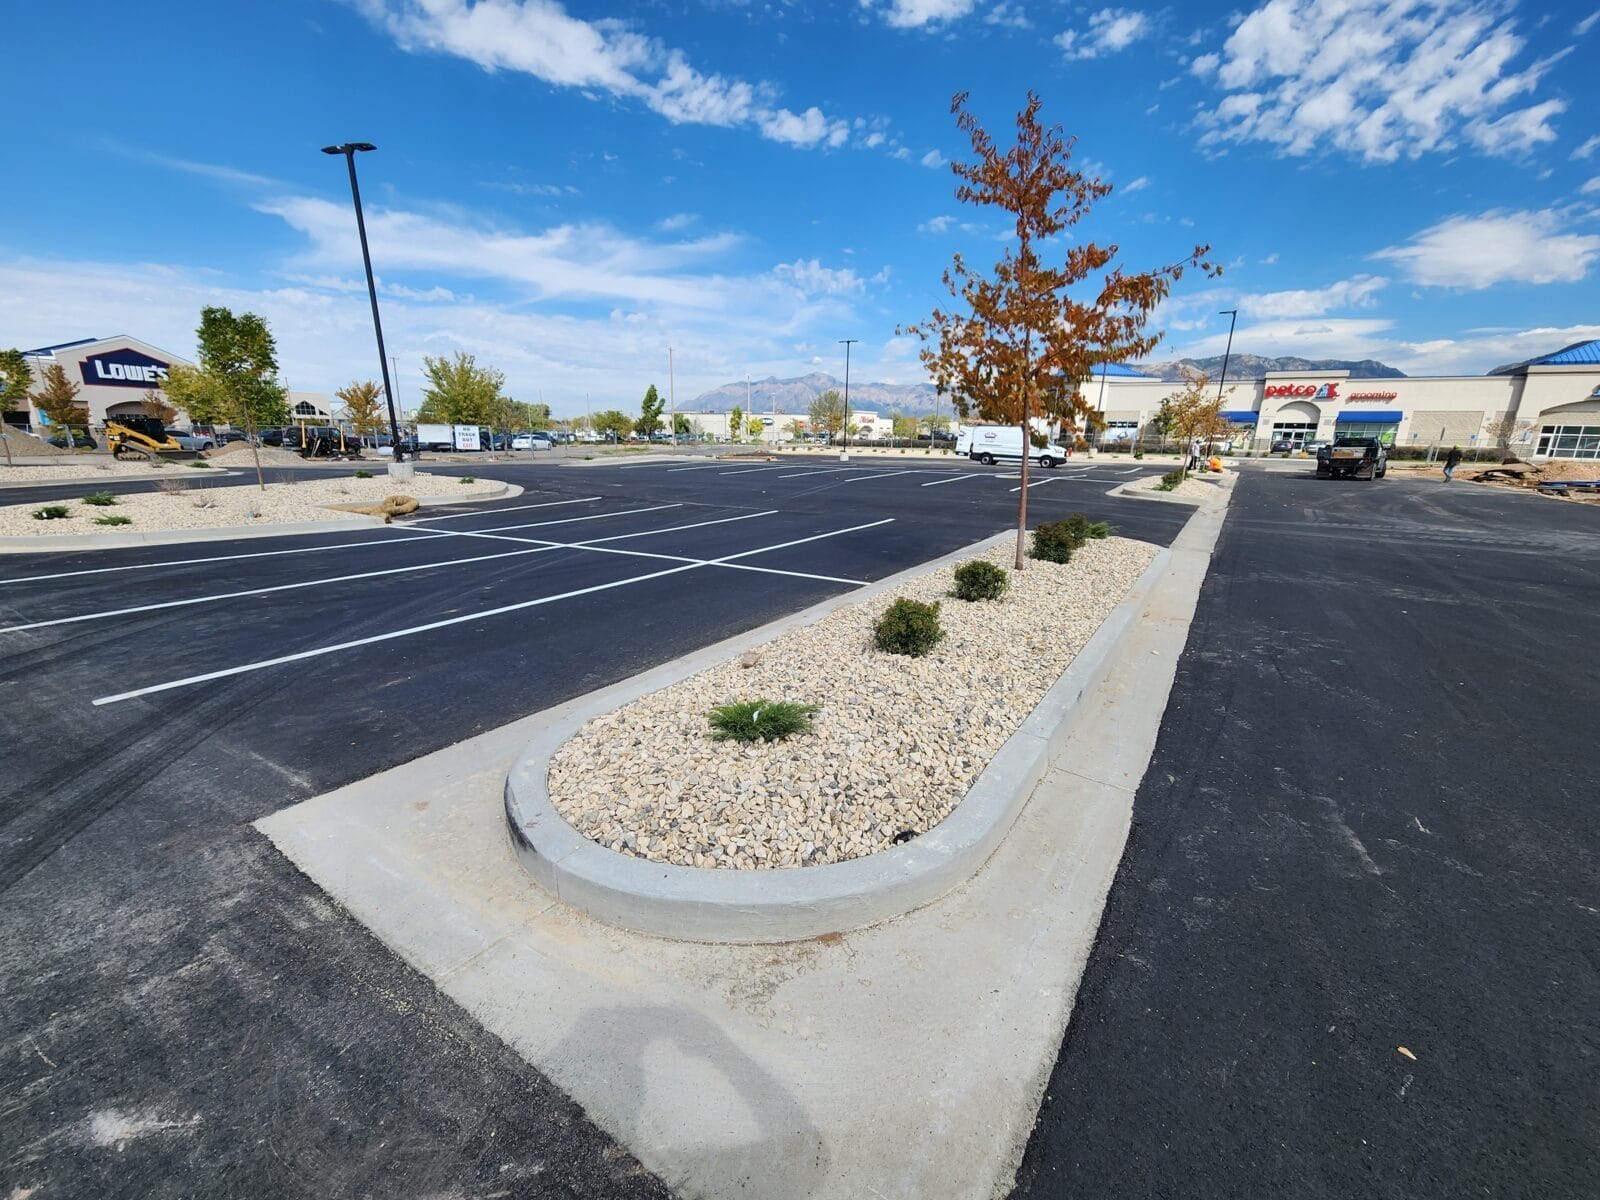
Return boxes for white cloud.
[920,149,947,168]
[1582,177,1600,195]
[1576,9,1599,35]
[1239,274,1387,319]
[771,259,866,296]
[918,215,956,233]
[1260,252,1280,264]
[1055,7,1151,58]
[363,0,854,150]
[1191,0,1570,162]
[1122,175,1150,192]
[985,3,1031,29]
[656,212,697,231]
[1573,135,1600,160]
[1372,209,1600,288]
[877,0,978,29]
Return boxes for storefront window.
[1270,421,1317,445]
[1537,424,1600,459]
[1334,422,1397,445]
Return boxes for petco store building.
[16,335,195,430]
[1092,339,1600,460]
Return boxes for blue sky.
[3,0,1597,415]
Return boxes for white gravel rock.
[0,472,505,536]
[549,535,1158,871]
[1126,473,1220,503]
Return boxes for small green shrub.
[460,476,476,484]
[186,459,212,468]
[81,491,119,507]
[874,597,944,657]
[1052,513,1112,548]
[952,559,1010,602]
[708,699,820,743]
[31,505,71,520]
[1030,520,1080,563]
[94,514,133,526]
[1132,446,1145,460]
[354,469,373,479]
[1155,469,1184,493]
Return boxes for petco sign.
[1263,382,1340,399]
[79,348,171,389]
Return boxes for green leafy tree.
[901,91,1214,568]
[637,384,665,437]
[30,363,87,433]
[808,389,847,438]
[416,352,505,425]
[337,380,386,436]
[1166,370,1231,481]
[674,413,692,436]
[747,416,766,439]
[0,349,34,465]
[592,409,633,441]
[783,417,808,441]
[926,413,951,434]
[522,400,552,431]
[728,404,743,443]
[1149,398,1176,445]
[892,413,921,441]
[161,306,290,488]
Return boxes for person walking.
[1444,445,1463,482]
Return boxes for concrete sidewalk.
[257,487,1229,1200]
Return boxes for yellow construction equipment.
[105,416,201,462]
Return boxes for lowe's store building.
[1092,339,1600,459]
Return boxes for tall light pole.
[1091,360,1110,457]
[1216,308,1238,459]
[322,142,405,468]
[839,338,858,461]
[668,346,677,447]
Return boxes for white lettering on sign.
[93,360,168,384]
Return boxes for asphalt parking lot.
[0,453,1175,1197]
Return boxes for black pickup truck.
[1316,436,1388,480]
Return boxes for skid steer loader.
[105,416,202,462]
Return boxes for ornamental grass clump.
[707,699,820,743]
[951,559,1010,602]
[1057,512,1111,545]
[81,491,119,507]
[354,469,373,479]
[874,597,945,657]
[94,514,132,526]
[1155,469,1184,492]
[31,505,71,520]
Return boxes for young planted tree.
[337,380,386,436]
[592,408,633,442]
[416,352,505,424]
[30,364,88,436]
[637,384,665,437]
[808,389,847,440]
[784,417,808,442]
[674,412,692,436]
[1165,370,1232,481]
[140,388,178,425]
[162,306,290,489]
[0,348,33,465]
[903,91,1215,568]
[746,416,766,441]
[728,405,743,443]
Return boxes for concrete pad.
[257,500,1227,1200]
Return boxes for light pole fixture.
[839,338,858,461]
[1216,308,1239,459]
[322,142,404,464]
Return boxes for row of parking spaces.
[606,458,1154,492]
[0,495,898,709]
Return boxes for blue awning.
[1337,411,1402,423]
[1220,410,1259,423]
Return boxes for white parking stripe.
[408,495,602,523]
[775,467,852,479]
[665,464,727,473]
[468,503,681,535]
[836,470,916,483]
[1009,476,1063,493]
[719,466,787,475]
[92,518,892,705]
[919,472,984,487]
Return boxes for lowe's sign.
[79,348,171,389]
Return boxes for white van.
[963,425,1071,468]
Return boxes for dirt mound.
[1536,460,1600,482]
[1,432,73,457]
[207,442,316,467]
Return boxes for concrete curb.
[0,466,244,489]
[504,532,1175,943]
[0,481,523,554]
[1106,471,1236,506]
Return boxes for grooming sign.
[79,347,171,389]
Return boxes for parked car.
[1316,436,1389,480]
[257,427,285,447]
[962,425,1071,467]
[215,430,250,445]
[1270,439,1298,453]
[167,429,215,451]
[47,431,98,449]
[510,433,534,450]
[528,432,557,450]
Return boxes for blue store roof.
[1220,410,1259,422]
[1527,338,1600,366]
[1093,362,1154,378]
[1337,411,1402,423]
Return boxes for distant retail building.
[9,334,331,432]
[1087,340,1600,459]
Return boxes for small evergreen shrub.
[81,491,118,506]
[1132,446,1145,459]
[708,699,820,742]
[1155,469,1184,492]
[1030,520,1080,563]
[952,559,1010,602]
[94,514,132,526]
[354,469,373,479]
[1054,513,1112,548]
[874,597,944,657]
[31,505,71,520]
[460,476,476,484]
[186,459,212,468]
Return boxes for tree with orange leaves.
[903,92,1218,568]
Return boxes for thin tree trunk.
[1015,409,1030,570]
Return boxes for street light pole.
[1091,360,1109,457]
[668,346,676,447]
[839,338,858,461]
[1216,308,1238,460]
[322,142,405,469]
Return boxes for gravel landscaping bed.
[1127,473,1221,503]
[548,535,1159,870]
[0,472,504,536]
[0,459,205,485]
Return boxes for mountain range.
[689,356,1408,416]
